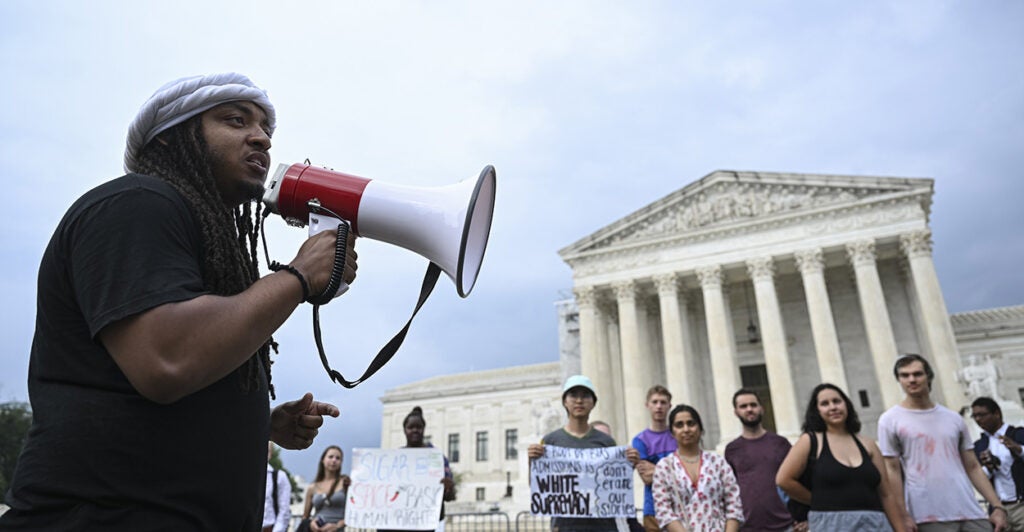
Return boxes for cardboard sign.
[529,445,634,518]
[345,447,445,530]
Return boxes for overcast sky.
[2,1,1023,479]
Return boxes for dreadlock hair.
[134,115,276,399]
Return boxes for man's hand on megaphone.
[290,229,358,298]
[342,229,357,284]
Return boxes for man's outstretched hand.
[270,392,340,450]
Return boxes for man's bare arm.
[100,272,303,403]
[883,456,916,532]
[961,450,1008,531]
[100,231,348,404]
[636,460,655,485]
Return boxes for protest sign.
[529,445,633,518]
[345,447,445,530]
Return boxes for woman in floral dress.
[653,404,744,532]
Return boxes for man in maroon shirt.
[724,389,799,532]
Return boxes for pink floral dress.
[653,450,744,532]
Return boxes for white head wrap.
[124,72,276,173]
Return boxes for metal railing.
[513,510,552,532]
[311,511,549,532]
[295,509,627,531]
[445,511,513,531]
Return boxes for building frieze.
[560,173,932,264]
[567,201,922,280]
[614,182,872,241]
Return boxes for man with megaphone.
[0,73,355,531]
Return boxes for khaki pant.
[917,519,992,532]
[1006,500,1024,532]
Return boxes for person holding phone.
[971,397,1024,531]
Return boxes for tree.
[0,401,32,496]
[451,469,465,501]
[268,444,303,504]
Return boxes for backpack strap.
[1008,426,1024,457]
[272,469,280,517]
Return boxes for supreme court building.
[559,170,984,447]
[381,169,1024,513]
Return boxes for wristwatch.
[989,505,1007,516]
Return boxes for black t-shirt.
[1,175,270,531]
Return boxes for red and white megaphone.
[262,162,496,297]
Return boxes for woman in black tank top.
[776,384,906,531]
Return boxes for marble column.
[614,280,648,441]
[794,248,849,390]
[900,230,966,406]
[655,273,697,405]
[574,286,611,426]
[599,299,627,442]
[697,265,742,447]
[846,240,902,408]
[746,257,800,438]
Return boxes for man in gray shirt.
[528,375,639,531]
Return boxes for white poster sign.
[345,447,444,530]
[529,445,634,518]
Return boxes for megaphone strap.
[313,262,442,389]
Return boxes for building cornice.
[380,362,561,403]
[951,304,1024,331]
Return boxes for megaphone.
[262,162,496,297]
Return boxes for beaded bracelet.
[270,262,310,304]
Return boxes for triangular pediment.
[559,170,933,259]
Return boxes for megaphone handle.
[307,221,350,305]
[313,262,442,389]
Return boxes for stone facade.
[379,362,563,514]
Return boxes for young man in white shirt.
[878,354,1008,532]
[264,442,292,532]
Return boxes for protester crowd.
[264,352,1022,532]
[521,353,1020,532]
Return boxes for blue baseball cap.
[562,375,597,401]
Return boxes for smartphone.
[315,516,326,527]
